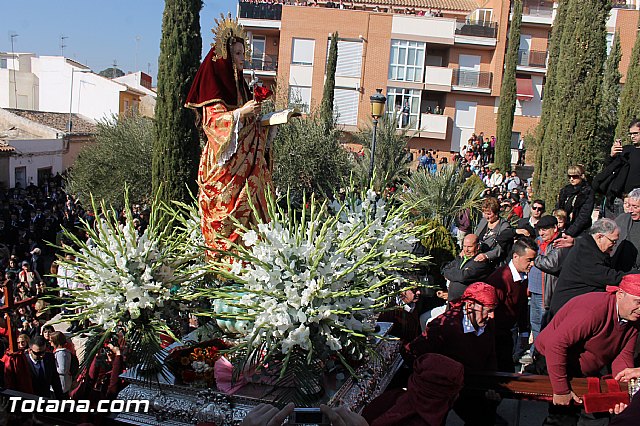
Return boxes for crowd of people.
[384,120,640,425]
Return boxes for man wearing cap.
[525,216,570,360]
[534,274,640,426]
[404,282,499,425]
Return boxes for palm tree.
[351,114,412,192]
[401,164,485,230]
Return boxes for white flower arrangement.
[188,188,429,375]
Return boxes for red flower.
[254,86,273,103]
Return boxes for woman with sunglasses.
[555,165,595,238]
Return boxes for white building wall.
[8,138,64,188]
[32,56,124,121]
[0,53,38,110]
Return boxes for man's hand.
[240,403,294,426]
[552,392,582,406]
[553,235,574,249]
[474,253,489,262]
[611,139,623,157]
[615,367,640,382]
[320,404,369,426]
[609,402,628,415]
[485,389,502,402]
[436,290,448,300]
[515,228,531,237]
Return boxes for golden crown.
[211,13,251,61]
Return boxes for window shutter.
[334,88,359,125]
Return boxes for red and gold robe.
[198,103,272,252]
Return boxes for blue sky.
[1,0,238,82]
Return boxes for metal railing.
[244,54,278,72]
[612,0,636,9]
[452,69,493,89]
[455,19,498,38]
[517,50,548,68]
[522,1,554,17]
[238,2,282,20]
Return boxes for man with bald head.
[442,233,493,301]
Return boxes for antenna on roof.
[112,59,118,78]
[60,35,68,57]
[9,32,18,109]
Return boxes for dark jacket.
[474,217,514,266]
[556,181,595,237]
[533,234,570,308]
[612,212,640,272]
[442,256,493,301]
[4,351,64,399]
[549,235,623,317]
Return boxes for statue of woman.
[185,16,273,253]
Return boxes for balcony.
[612,0,637,9]
[238,2,282,20]
[522,0,554,25]
[424,66,452,92]
[517,50,548,70]
[244,54,278,73]
[391,15,456,45]
[452,69,492,93]
[419,113,449,140]
[454,20,498,47]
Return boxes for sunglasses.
[31,350,46,356]
[602,234,618,245]
[532,206,544,211]
[629,132,640,136]
[567,174,581,179]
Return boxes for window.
[14,166,26,189]
[334,88,359,125]
[251,35,266,67]
[388,40,425,83]
[606,32,614,56]
[289,85,312,112]
[292,38,315,66]
[472,8,493,23]
[327,39,363,78]
[0,58,6,69]
[386,88,421,129]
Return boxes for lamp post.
[68,68,90,132]
[368,88,387,185]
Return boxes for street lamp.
[368,88,386,185]
[68,68,91,132]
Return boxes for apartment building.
[239,0,640,154]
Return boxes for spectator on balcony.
[434,105,442,115]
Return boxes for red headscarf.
[450,281,498,308]
[368,353,464,426]
[185,46,251,110]
[606,274,640,297]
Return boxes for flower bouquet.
[184,187,431,403]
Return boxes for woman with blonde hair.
[556,165,595,237]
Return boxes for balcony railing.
[452,69,493,89]
[523,1,554,17]
[244,54,278,72]
[238,2,282,20]
[517,50,548,68]
[612,0,637,9]
[455,19,498,38]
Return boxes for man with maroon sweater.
[485,237,538,372]
[535,274,640,426]
[403,282,499,426]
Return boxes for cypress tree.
[152,0,203,204]
[598,32,621,159]
[533,0,610,205]
[495,0,523,172]
[320,32,338,127]
[616,22,640,141]
[533,0,568,193]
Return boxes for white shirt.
[462,311,486,336]
[490,172,504,187]
[508,259,527,282]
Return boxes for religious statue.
[185,15,273,253]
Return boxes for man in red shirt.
[485,237,538,372]
[534,273,640,426]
